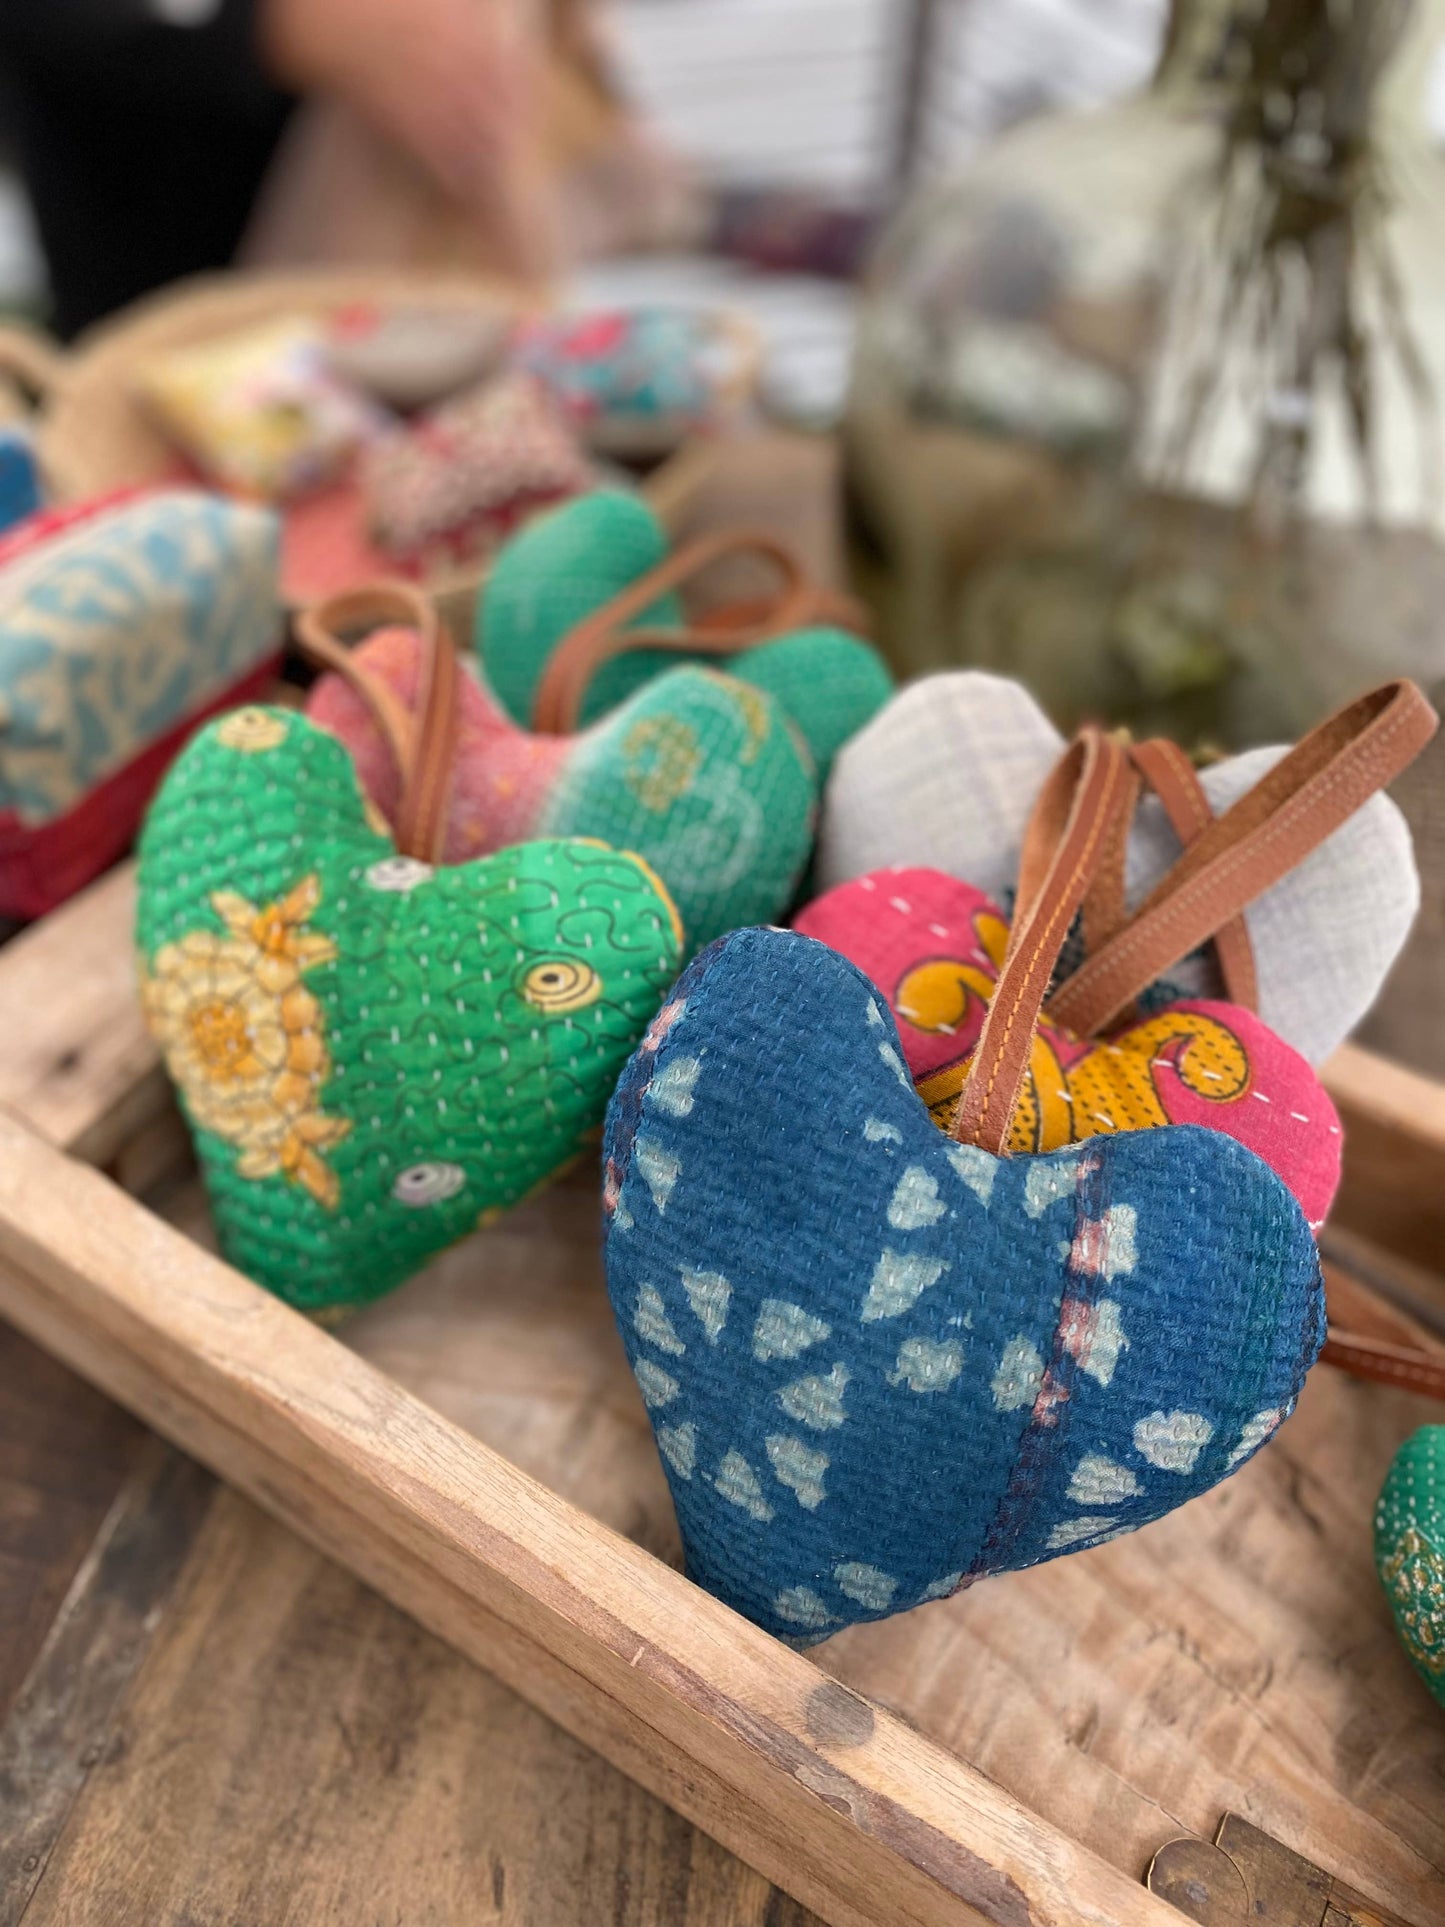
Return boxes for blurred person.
[0,0,547,336]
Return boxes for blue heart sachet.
[603,928,1324,1639]
[597,719,1412,1638]
[601,692,1438,1637]
[601,686,1445,1634]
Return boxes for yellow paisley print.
[904,937,1252,1152]
[141,875,351,1207]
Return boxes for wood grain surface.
[2,433,1443,1926]
[0,1170,825,1927]
[0,1328,147,1728]
[9,1480,814,1927]
[2,850,1443,1920]
[0,1114,1168,1927]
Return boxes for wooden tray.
[0,863,1441,1927]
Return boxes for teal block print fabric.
[0,491,281,824]
[137,706,683,1310]
[602,928,1325,1640]
[476,489,894,777]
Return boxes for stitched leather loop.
[528,528,868,734]
[953,730,1133,1156]
[1126,738,1259,1012]
[1321,1330,1445,1399]
[1047,680,1439,1036]
[1321,1259,1445,1401]
[294,582,460,865]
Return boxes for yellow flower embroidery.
[142,876,351,1208]
[216,708,289,754]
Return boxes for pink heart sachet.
[795,866,1342,1229]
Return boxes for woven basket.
[0,270,746,623]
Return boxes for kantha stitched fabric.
[136,319,385,500]
[511,308,730,453]
[478,490,894,777]
[0,487,281,878]
[137,706,683,1310]
[795,867,1341,1228]
[602,927,1325,1640]
[361,373,594,570]
[816,672,1419,1066]
[307,626,817,953]
[0,489,281,824]
[1376,1427,1445,1709]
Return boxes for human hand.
[260,0,555,277]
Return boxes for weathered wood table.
[0,435,849,1927]
[1,435,1442,1927]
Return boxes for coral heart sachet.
[303,583,817,953]
[818,670,1419,1064]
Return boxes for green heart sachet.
[136,677,683,1312]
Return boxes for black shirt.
[0,0,295,336]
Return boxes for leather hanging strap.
[1086,732,1263,1009]
[1046,680,1438,1037]
[1321,1330,1445,1399]
[293,581,461,865]
[1322,1260,1445,1400]
[1127,738,1260,1012]
[528,527,869,734]
[953,729,1135,1155]
[1017,735,1258,1013]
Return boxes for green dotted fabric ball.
[477,488,894,779]
[1376,1425,1445,1708]
[136,705,683,1311]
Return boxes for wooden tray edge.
[0,1109,1168,1927]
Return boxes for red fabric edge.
[0,650,285,921]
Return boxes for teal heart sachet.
[1377,1426,1445,1709]
[476,489,895,780]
